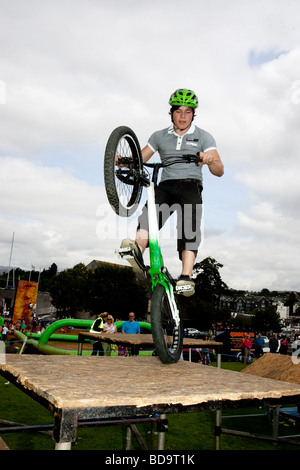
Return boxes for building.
[219,292,296,322]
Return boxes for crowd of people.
[0,310,143,357]
[89,311,141,357]
[239,331,300,364]
[2,308,300,363]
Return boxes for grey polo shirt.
[148,124,217,183]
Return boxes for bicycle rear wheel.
[151,284,183,364]
[104,126,143,217]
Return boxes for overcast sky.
[1,0,300,292]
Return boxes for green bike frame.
[146,180,180,327]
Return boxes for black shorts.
[137,179,203,259]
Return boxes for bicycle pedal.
[116,248,146,271]
[117,247,134,258]
[176,285,193,292]
[175,285,194,295]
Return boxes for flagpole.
[5,232,15,289]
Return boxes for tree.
[85,264,148,319]
[193,257,228,302]
[48,263,88,316]
[285,291,299,317]
[39,263,58,292]
[48,262,148,319]
[180,257,228,329]
[251,306,283,333]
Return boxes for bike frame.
[146,174,180,327]
[116,153,200,327]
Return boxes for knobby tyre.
[104,126,143,217]
[151,284,183,364]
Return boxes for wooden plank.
[78,331,223,348]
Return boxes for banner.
[12,280,38,326]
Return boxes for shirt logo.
[186,141,197,147]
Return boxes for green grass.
[1,360,300,451]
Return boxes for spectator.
[2,322,9,341]
[201,336,211,365]
[279,335,289,355]
[122,312,140,356]
[241,333,252,364]
[254,333,265,358]
[269,333,279,354]
[0,314,4,340]
[102,315,117,356]
[90,312,108,356]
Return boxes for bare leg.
[136,234,196,279]
[135,229,149,254]
[181,250,196,278]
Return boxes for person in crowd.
[254,333,265,358]
[269,333,279,353]
[2,322,9,341]
[201,336,211,365]
[0,314,4,340]
[241,333,252,364]
[90,312,108,356]
[102,315,117,356]
[122,312,140,356]
[279,335,289,355]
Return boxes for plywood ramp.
[242,353,300,384]
[0,437,10,450]
[1,355,300,413]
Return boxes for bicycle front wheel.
[151,284,183,364]
[104,126,143,217]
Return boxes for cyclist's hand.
[199,151,214,166]
[199,150,224,177]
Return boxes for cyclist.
[121,88,224,296]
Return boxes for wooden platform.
[77,331,223,354]
[1,355,300,448]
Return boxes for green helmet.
[169,88,199,108]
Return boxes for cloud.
[1,0,300,292]
[248,49,288,68]
[0,156,105,269]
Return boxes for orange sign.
[12,280,38,326]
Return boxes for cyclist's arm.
[199,149,224,177]
[141,145,154,163]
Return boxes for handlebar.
[116,153,202,188]
[143,153,202,169]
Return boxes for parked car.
[261,335,270,353]
[184,328,202,338]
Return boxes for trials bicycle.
[104,126,201,364]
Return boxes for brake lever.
[183,153,203,164]
[194,153,203,164]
